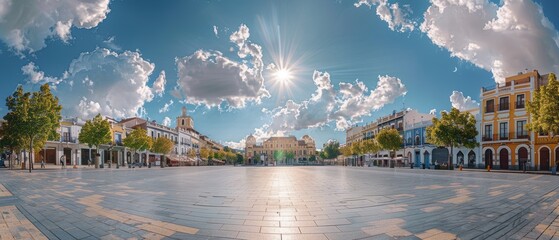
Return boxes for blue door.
[415,151,420,167]
[424,151,430,168]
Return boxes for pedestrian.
[60,155,65,169]
[40,156,45,169]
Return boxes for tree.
[236,153,244,165]
[151,137,174,168]
[322,140,341,159]
[187,148,197,159]
[0,121,25,169]
[200,147,210,160]
[286,151,295,164]
[339,144,353,166]
[528,73,559,134]
[4,84,61,172]
[362,139,380,155]
[78,114,111,168]
[426,108,478,170]
[123,128,152,166]
[376,128,403,168]
[273,150,284,164]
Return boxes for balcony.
[60,137,77,143]
[483,132,530,142]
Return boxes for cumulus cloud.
[266,70,407,133]
[0,0,110,53]
[159,100,173,113]
[152,70,166,97]
[355,0,416,32]
[52,48,155,119]
[175,24,270,109]
[420,0,559,83]
[450,91,479,111]
[21,62,60,84]
[162,117,171,127]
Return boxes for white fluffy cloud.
[267,70,407,132]
[159,100,173,113]
[450,91,479,111]
[355,0,416,32]
[0,0,110,53]
[162,117,171,127]
[175,24,270,109]
[152,71,166,97]
[21,62,60,84]
[54,48,156,119]
[429,108,437,115]
[420,0,559,83]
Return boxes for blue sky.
[1,0,559,149]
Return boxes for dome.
[302,135,314,144]
[246,135,256,147]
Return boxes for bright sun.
[274,68,293,83]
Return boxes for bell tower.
[176,106,194,130]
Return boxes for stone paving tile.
[3,167,559,239]
[0,205,47,240]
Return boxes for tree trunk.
[161,154,165,168]
[89,148,92,166]
[449,145,454,170]
[94,146,99,169]
[29,138,33,173]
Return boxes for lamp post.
[108,143,113,168]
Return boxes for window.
[499,97,509,111]
[516,94,525,109]
[115,133,122,144]
[484,125,493,141]
[516,120,527,138]
[486,99,495,113]
[499,122,508,140]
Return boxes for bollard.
[459,165,462,171]
[487,165,491,172]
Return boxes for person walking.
[40,156,45,169]
[60,155,65,169]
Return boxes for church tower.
[176,106,194,130]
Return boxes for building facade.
[245,135,316,165]
[481,70,557,171]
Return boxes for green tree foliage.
[199,147,210,160]
[4,84,62,172]
[187,148,197,159]
[361,139,380,155]
[340,145,353,157]
[528,73,559,136]
[273,150,284,163]
[351,141,363,156]
[236,153,244,164]
[123,128,152,165]
[426,108,478,169]
[322,140,341,159]
[376,128,403,168]
[78,114,111,168]
[0,121,25,169]
[286,151,295,163]
[309,155,316,162]
[151,137,174,168]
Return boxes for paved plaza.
[1,166,559,239]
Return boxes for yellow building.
[481,70,553,171]
[245,135,316,165]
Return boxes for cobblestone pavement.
[1,166,559,239]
